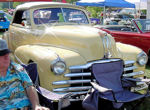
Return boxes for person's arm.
[26,86,50,110]
[15,63,49,110]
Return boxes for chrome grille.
[52,59,145,99]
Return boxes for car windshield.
[5,13,12,21]
[0,12,6,22]
[115,14,134,19]
[33,8,89,25]
[135,19,150,32]
[119,9,136,15]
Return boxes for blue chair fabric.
[21,63,38,84]
[82,60,149,110]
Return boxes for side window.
[22,10,31,26]
[33,8,61,25]
[13,10,31,27]
[13,10,24,24]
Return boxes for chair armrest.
[37,86,72,109]
[36,86,72,101]
[90,82,118,102]
[122,77,136,87]
[90,82,112,93]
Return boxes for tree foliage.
[86,7,103,18]
[13,2,23,8]
[0,0,103,18]
[66,0,78,4]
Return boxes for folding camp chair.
[21,63,72,110]
[82,59,150,110]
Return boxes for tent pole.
[103,6,106,25]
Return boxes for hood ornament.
[102,33,112,58]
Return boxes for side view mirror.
[21,20,31,27]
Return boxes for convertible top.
[16,2,84,10]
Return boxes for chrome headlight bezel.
[51,59,66,75]
[137,51,148,66]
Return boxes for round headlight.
[137,52,148,66]
[51,61,66,75]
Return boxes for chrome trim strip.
[124,66,137,71]
[53,80,91,85]
[136,81,146,85]
[133,84,148,91]
[53,86,91,92]
[107,35,111,50]
[53,91,89,96]
[68,91,89,95]
[65,70,143,78]
[124,60,135,65]
[123,71,144,77]
[102,36,106,56]
[64,72,91,77]
[132,86,147,91]
[69,59,121,70]
[106,36,109,49]
[69,59,135,70]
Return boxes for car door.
[109,30,142,50]
[138,33,150,54]
[8,10,32,51]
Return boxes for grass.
[145,65,150,78]
[128,65,150,110]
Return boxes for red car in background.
[95,19,150,59]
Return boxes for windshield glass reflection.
[33,8,89,25]
[135,19,150,32]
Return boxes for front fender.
[14,45,86,91]
[116,42,142,61]
[116,42,145,74]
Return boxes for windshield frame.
[134,19,150,33]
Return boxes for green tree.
[0,3,3,10]
[86,7,103,18]
[2,2,8,9]
[13,2,23,9]
[66,0,78,4]
[55,0,78,3]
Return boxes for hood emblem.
[102,34,112,58]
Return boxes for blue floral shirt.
[0,62,33,110]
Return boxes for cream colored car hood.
[26,25,105,62]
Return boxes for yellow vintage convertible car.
[3,2,148,101]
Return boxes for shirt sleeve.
[18,69,33,89]
[11,61,34,89]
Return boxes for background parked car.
[104,13,134,25]
[119,8,136,16]
[96,19,150,60]
[0,10,10,31]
